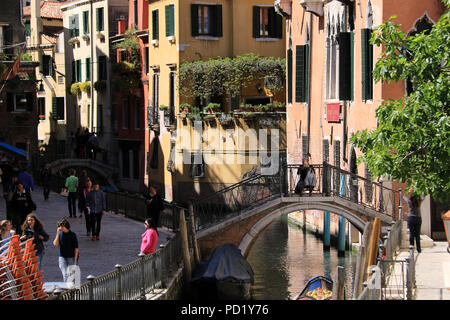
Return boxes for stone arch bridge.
[191,164,402,258]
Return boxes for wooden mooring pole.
[179,209,192,283]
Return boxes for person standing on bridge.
[295,157,316,196]
[86,182,106,241]
[65,169,78,218]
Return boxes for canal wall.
[287,211,360,252]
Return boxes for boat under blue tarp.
[0,142,28,159]
[191,243,254,300]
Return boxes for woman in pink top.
[140,218,158,255]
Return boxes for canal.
[246,214,357,300]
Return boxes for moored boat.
[294,275,333,300]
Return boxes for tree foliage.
[351,2,450,201]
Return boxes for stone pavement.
[414,241,450,300]
[0,185,173,285]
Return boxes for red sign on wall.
[327,104,341,122]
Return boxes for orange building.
[278,0,447,241]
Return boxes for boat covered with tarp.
[191,243,254,300]
[294,275,333,300]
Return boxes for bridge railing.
[286,163,400,220]
[192,173,282,231]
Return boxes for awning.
[0,142,28,159]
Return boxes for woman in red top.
[140,218,158,255]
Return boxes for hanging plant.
[113,29,141,70]
[94,80,107,92]
[70,82,81,95]
[80,81,91,94]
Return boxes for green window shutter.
[77,60,81,82]
[361,28,373,101]
[71,61,76,83]
[86,58,91,81]
[165,4,174,37]
[98,56,107,81]
[273,10,283,38]
[96,7,104,32]
[52,97,57,119]
[190,4,199,37]
[83,11,89,34]
[295,45,309,103]
[287,48,292,104]
[74,14,79,37]
[69,16,74,38]
[350,31,354,101]
[25,22,30,37]
[56,97,65,120]
[214,5,222,37]
[152,10,159,40]
[252,6,260,38]
[302,134,308,158]
[339,32,351,100]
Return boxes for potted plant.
[218,113,234,126]
[94,80,107,92]
[159,104,169,111]
[97,32,105,40]
[179,103,191,113]
[205,103,221,113]
[80,81,91,94]
[82,34,90,42]
[70,82,81,95]
[68,37,80,46]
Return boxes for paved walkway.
[414,241,450,300]
[0,186,173,285]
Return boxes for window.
[122,97,129,129]
[38,97,45,120]
[325,23,338,100]
[295,44,310,103]
[152,10,159,40]
[98,55,107,81]
[69,14,79,38]
[287,48,292,104]
[165,4,175,37]
[25,22,30,38]
[361,28,373,100]
[338,32,354,101]
[83,11,89,34]
[52,97,65,120]
[152,73,159,123]
[252,6,282,39]
[135,98,140,130]
[97,104,103,133]
[7,93,33,112]
[190,152,205,178]
[72,59,81,83]
[85,58,91,81]
[191,4,222,37]
[96,7,104,32]
[42,54,53,77]
[144,46,149,74]
[0,25,13,55]
[133,0,138,28]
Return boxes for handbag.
[60,188,69,197]
[305,168,316,187]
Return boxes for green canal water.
[246,215,357,300]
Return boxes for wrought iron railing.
[57,232,182,300]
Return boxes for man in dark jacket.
[10,182,34,232]
[86,183,106,241]
[144,185,164,230]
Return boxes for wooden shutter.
[152,10,159,40]
[71,61,75,83]
[287,48,293,104]
[96,8,100,31]
[273,10,283,38]
[52,97,57,119]
[56,97,65,120]
[69,16,75,38]
[74,14,79,37]
[361,28,373,100]
[165,4,174,37]
[302,134,308,158]
[86,58,90,81]
[214,5,222,37]
[83,11,89,34]
[191,4,199,37]
[76,60,81,82]
[295,45,309,103]
[323,139,330,163]
[339,32,351,100]
[252,6,260,38]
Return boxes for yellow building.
[147,0,286,202]
[23,0,67,156]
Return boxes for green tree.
[351,1,450,201]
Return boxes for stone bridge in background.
[191,164,401,259]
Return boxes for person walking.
[40,163,52,200]
[18,167,34,194]
[77,170,89,218]
[1,159,13,199]
[81,179,92,236]
[53,219,79,282]
[19,213,49,270]
[4,175,18,222]
[144,185,164,231]
[86,183,106,241]
[404,193,423,253]
[10,182,35,232]
[0,220,15,256]
[295,157,316,196]
[65,169,78,218]
[140,218,158,255]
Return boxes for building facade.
[147,0,286,202]
[280,0,446,240]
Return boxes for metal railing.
[104,191,183,232]
[193,162,400,231]
[57,232,182,300]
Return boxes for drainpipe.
[90,0,94,132]
[306,13,312,155]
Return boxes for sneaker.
[96,236,100,241]
[91,236,96,241]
